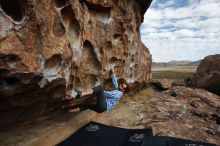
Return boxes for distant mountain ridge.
[152,60,202,68]
[168,61,191,65]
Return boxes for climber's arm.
[110,69,119,90]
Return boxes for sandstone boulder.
[151,79,173,90]
[191,54,220,96]
[0,0,152,129]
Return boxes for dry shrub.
[129,87,155,101]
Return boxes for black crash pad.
[141,136,217,146]
[57,121,217,146]
[57,121,153,146]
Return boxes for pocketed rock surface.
[0,86,219,146]
[0,0,152,129]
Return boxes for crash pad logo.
[85,125,100,132]
[129,134,145,143]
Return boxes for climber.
[69,68,129,113]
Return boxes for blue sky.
[141,0,220,62]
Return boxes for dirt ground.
[94,86,220,145]
[0,86,219,146]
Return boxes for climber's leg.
[91,85,107,113]
[71,86,107,113]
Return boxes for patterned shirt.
[104,74,123,112]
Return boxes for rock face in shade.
[191,54,220,96]
[0,0,152,129]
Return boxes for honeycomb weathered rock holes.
[113,34,123,45]
[60,5,80,50]
[0,0,153,132]
[110,57,118,67]
[0,0,27,22]
[54,0,66,8]
[75,41,102,90]
[110,57,125,75]
[53,19,65,37]
[0,54,20,69]
[43,54,62,78]
[114,34,121,40]
[112,31,125,47]
[130,55,136,68]
[75,74,98,91]
[89,9,110,23]
[82,40,102,71]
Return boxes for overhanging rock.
[0,0,153,129]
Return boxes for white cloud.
[141,0,220,62]
[174,29,195,37]
[146,9,162,20]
